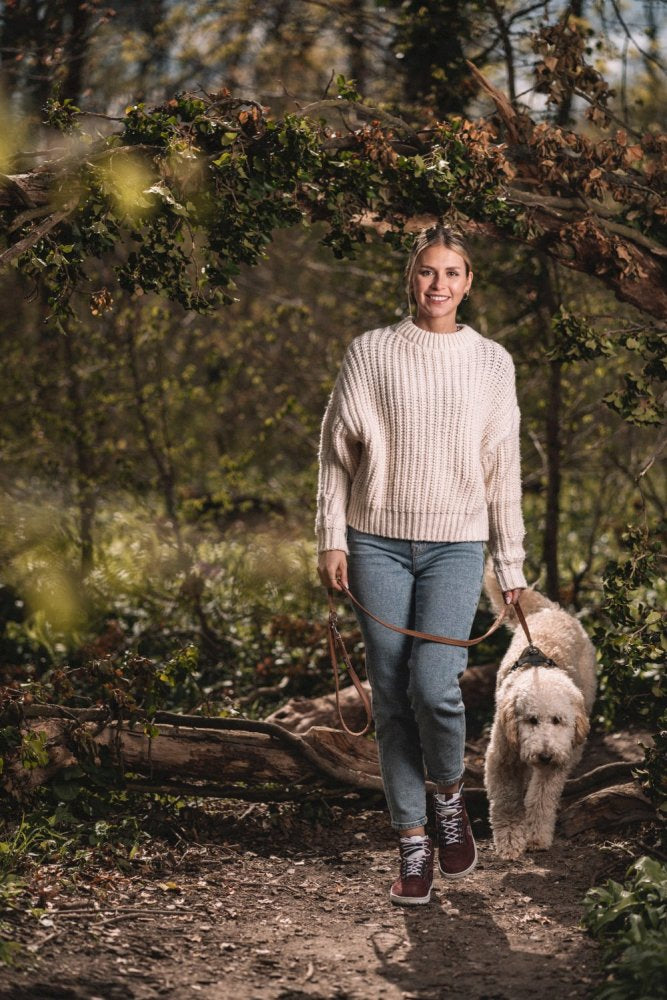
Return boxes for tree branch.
[507,189,667,258]
[0,203,77,267]
[296,98,421,141]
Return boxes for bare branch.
[608,0,667,74]
[0,202,77,267]
[296,98,420,141]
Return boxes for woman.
[315,224,526,906]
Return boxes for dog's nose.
[538,752,553,764]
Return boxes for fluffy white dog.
[484,566,597,859]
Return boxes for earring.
[463,291,470,301]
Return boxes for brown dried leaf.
[624,145,643,164]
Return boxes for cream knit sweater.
[315,317,527,592]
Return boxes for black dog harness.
[509,644,560,672]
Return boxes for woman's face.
[412,245,473,331]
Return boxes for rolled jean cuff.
[393,815,428,832]
[427,770,465,786]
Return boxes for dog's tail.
[483,558,558,627]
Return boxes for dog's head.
[504,670,590,767]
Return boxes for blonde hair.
[405,224,473,315]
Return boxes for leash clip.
[328,609,341,638]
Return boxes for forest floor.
[0,732,647,1000]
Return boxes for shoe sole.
[389,887,432,906]
[438,841,478,879]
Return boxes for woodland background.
[0,1,665,995]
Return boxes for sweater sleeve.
[315,364,362,554]
[482,360,527,592]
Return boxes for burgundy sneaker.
[389,836,434,906]
[435,788,477,879]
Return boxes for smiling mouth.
[426,295,450,301]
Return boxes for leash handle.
[327,590,373,737]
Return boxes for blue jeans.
[346,525,485,831]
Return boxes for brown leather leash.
[326,589,374,737]
[327,582,534,737]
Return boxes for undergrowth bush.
[583,856,667,1000]
[592,521,666,814]
[0,493,346,716]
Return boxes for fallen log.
[561,761,635,798]
[8,705,481,801]
[559,782,655,837]
[265,685,371,735]
[3,706,656,836]
[4,717,316,799]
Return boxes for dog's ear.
[573,700,590,746]
[499,698,519,751]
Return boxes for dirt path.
[0,805,609,1000]
[2,730,647,1000]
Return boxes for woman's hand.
[503,587,525,606]
[317,550,348,591]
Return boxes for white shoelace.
[437,802,464,845]
[399,838,431,877]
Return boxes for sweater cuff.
[317,525,349,554]
[494,559,527,592]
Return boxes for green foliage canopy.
[3,63,666,322]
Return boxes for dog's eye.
[551,717,561,725]
[527,716,539,726]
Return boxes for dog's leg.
[523,768,568,851]
[485,726,529,860]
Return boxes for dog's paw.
[525,831,554,851]
[492,828,527,860]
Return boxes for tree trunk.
[346,0,368,96]
[125,324,179,530]
[134,0,170,104]
[554,0,584,128]
[536,256,562,601]
[62,325,97,577]
[60,0,92,104]
[534,0,583,602]
[543,357,562,600]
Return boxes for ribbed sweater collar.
[392,317,479,353]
